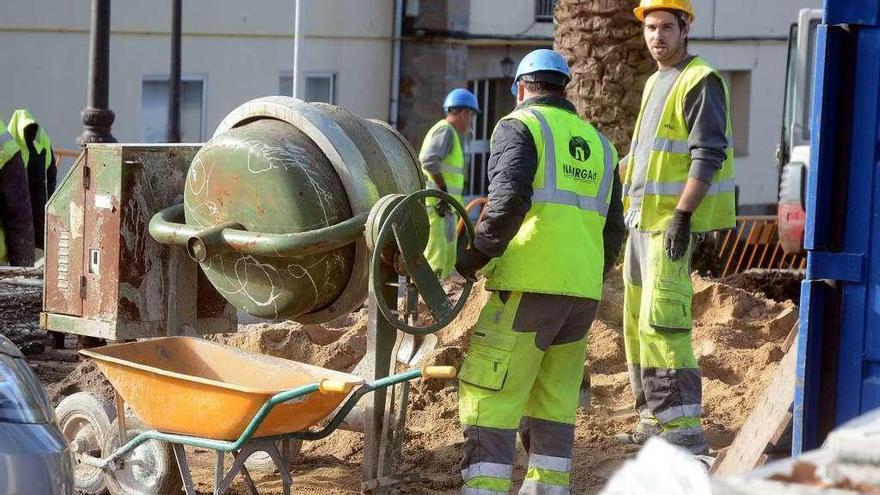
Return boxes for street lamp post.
[78,0,116,145]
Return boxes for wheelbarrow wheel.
[243,440,303,472]
[102,415,182,495]
[56,392,117,495]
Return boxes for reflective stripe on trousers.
[463,488,507,495]
[519,480,570,495]
[523,108,614,215]
[461,462,514,482]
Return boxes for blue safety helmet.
[510,49,572,96]
[443,88,481,114]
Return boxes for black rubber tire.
[101,415,182,495]
[55,392,116,495]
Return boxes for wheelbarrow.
[55,336,455,495]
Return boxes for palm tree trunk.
[554,0,655,153]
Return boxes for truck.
[777,8,822,254]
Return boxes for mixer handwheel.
[368,190,476,335]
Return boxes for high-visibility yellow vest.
[0,121,22,264]
[7,109,54,171]
[482,105,616,300]
[623,56,736,233]
[419,120,465,205]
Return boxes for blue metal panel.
[836,26,880,426]
[825,0,880,26]
[806,252,863,282]
[804,25,838,251]
[799,1,880,452]
[794,280,825,454]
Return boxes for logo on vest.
[564,135,597,183]
[563,164,598,183]
[568,135,591,162]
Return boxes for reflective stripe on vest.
[420,120,465,203]
[623,178,736,197]
[651,136,733,155]
[524,108,614,216]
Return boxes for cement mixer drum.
[150,97,424,322]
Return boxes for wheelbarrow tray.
[80,336,362,441]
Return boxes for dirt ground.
[5,267,799,495]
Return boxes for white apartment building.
[0,0,821,211]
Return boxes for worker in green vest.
[0,117,36,266]
[454,49,625,494]
[420,88,478,279]
[8,109,57,251]
[617,0,736,457]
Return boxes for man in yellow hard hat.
[618,0,735,457]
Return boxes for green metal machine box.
[41,144,236,340]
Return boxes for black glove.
[664,209,692,261]
[434,202,450,217]
[455,246,491,282]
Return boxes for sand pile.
[212,270,798,493]
[32,269,799,494]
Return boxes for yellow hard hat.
[634,0,695,22]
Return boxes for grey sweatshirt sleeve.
[420,124,454,175]
[474,119,538,257]
[0,153,36,266]
[684,73,729,183]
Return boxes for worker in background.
[420,88,478,279]
[8,109,57,251]
[617,0,736,457]
[454,49,625,494]
[0,117,36,266]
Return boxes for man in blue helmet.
[454,49,625,494]
[420,88,479,279]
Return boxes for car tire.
[56,392,117,495]
[102,415,182,495]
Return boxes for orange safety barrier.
[717,215,806,278]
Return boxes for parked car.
[0,334,73,494]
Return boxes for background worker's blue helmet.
[443,88,481,114]
[511,49,571,96]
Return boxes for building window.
[466,78,516,197]
[535,0,558,22]
[279,71,336,104]
[140,76,206,143]
[721,70,752,157]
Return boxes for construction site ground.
[2,269,802,494]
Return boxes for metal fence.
[717,216,806,277]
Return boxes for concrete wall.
[691,0,822,38]
[0,0,393,152]
[469,0,554,38]
[687,0,822,209]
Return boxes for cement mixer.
[42,96,474,493]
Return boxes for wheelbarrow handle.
[319,379,357,394]
[423,366,457,379]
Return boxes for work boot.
[615,420,661,446]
